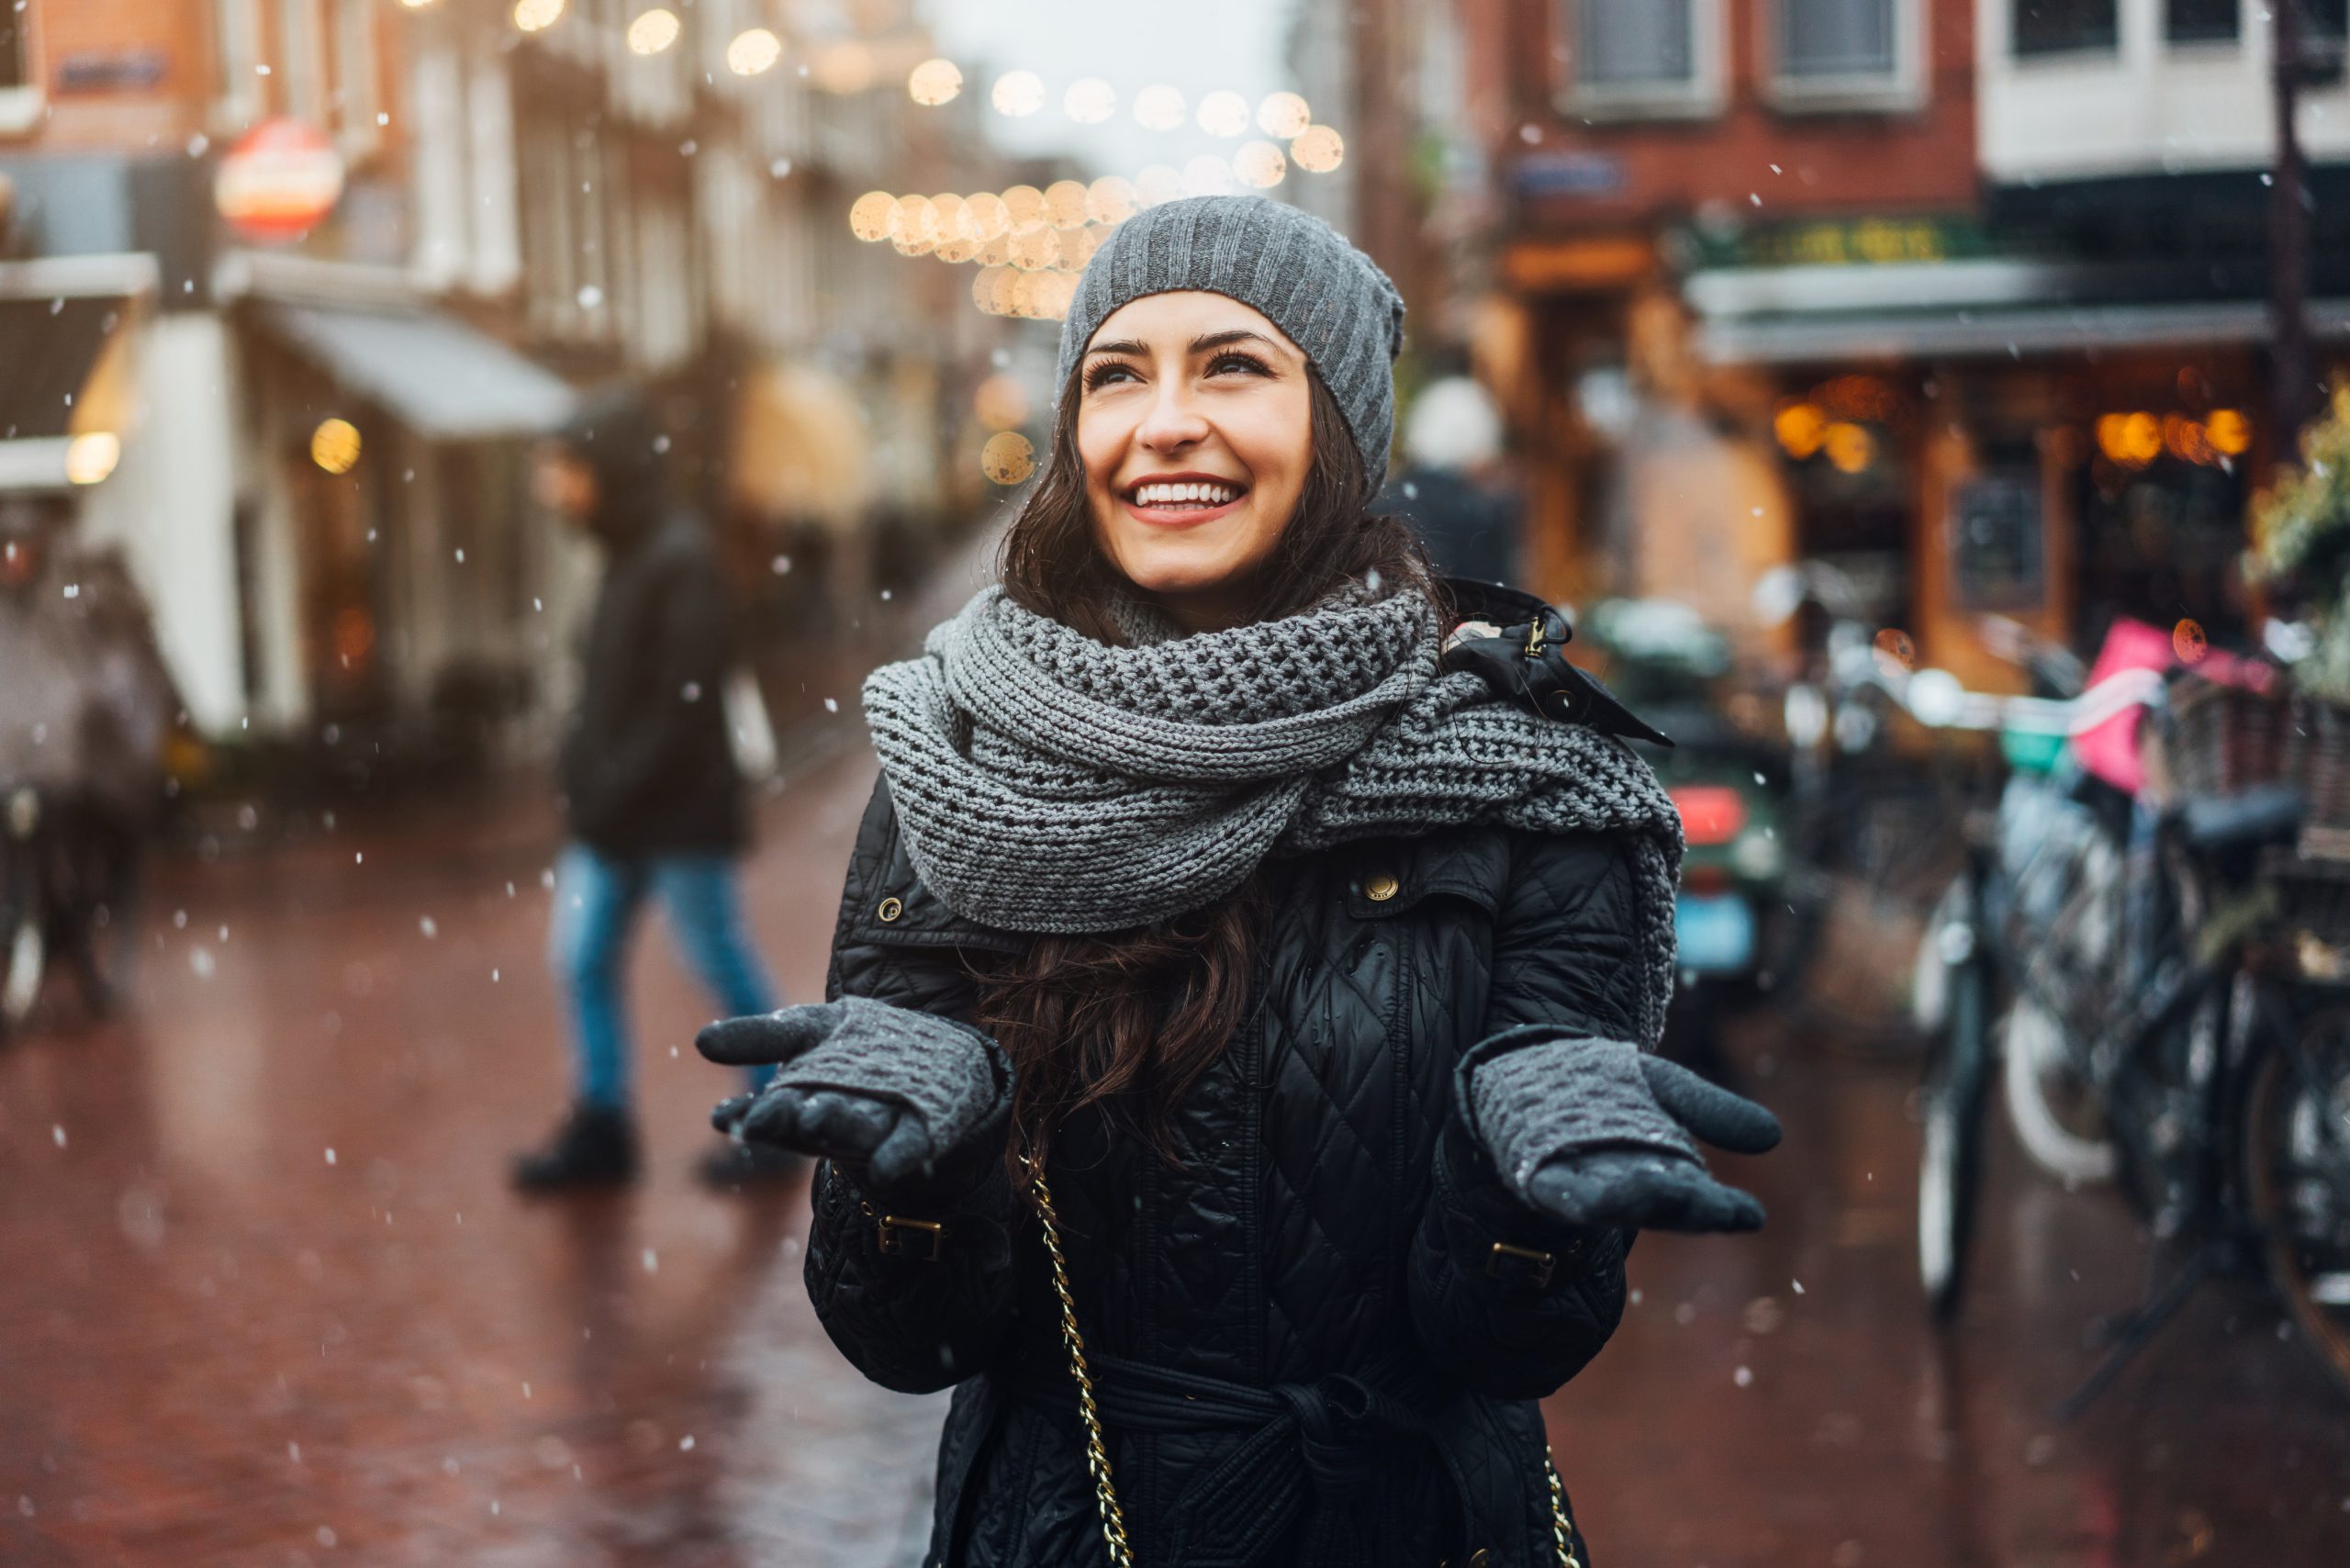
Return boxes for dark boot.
[512,1103,639,1191]
[695,1137,806,1192]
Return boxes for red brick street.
[4,743,2347,1567]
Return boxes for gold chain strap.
[1024,1151,1137,1568]
[1025,1149,1579,1568]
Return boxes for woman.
[699,197,1779,1567]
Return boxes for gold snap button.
[877,896,904,923]
[1364,871,1400,902]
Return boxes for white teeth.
[1135,481,1237,507]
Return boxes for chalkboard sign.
[1949,470,2044,611]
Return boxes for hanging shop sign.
[215,118,345,242]
[1948,469,2046,612]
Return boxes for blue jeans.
[549,844,778,1112]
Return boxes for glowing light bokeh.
[983,431,1037,485]
[975,374,1030,431]
[1197,90,1250,138]
[1002,185,1046,226]
[1008,221,1060,272]
[1233,140,1286,188]
[1043,180,1090,231]
[309,419,362,476]
[1135,164,1183,207]
[1823,421,1875,474]
[1133,84,1186,131]
[64,431,121,487]
[967,192,1012,241]
[1257,91,1311,138]
[848,191,896,241]
[512,0,565,32]
[624,8,679,54]
[2207,408,2252,455]
[1085,175,1137,225]
[1181,155,1235,196]
[909,58,963,106]
[1064,77,1116,124]
[725,28,782,76]
[991,70,1046,116]
[890,195,939,255]
[978,232,1013,267]
[1291,125,1344,174]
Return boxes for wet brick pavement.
[4,745,2348,1565]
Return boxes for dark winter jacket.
[806,775,1643,1567]
[555,390,744,858]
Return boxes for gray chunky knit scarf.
[863,585,1684,1048]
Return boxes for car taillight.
[1670,785,1747,846]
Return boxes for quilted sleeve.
[1406,830,1639,1397]
[803,781,1021,1394]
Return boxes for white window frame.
[0,0,41,138]
[1765,0,1928,113]
[277,0,330,125]
[331,0,383,160]
[1558,0,1729,122]
[213,0,265,132]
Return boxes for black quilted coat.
[806,777,1644,1567]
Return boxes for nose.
[1134,378,1211,455]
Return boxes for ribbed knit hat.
[1055,196,1407,492]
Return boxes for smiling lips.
[1122,475,1248,526]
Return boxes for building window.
[2012,0,2118,56]
[211,0,263,128]
[0,0,35,138]
[277,0,330,123]
[1562,0,1725,118]
[1771,0,1920,109]
[2164,0,2239,42]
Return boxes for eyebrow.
[1084,329,1291,361]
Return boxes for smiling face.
[1076,291,1315,632]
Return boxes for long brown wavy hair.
[975,364,1440,1182]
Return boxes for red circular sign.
[215,118,345,242]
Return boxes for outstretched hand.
[1524,1055,1779,1234]
[697,1001,1010,1205]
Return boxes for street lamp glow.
[909,59,963,106]
[1197,90,1250,138]
[1132,84,1185,131]
[1043,179,1090,230]
[511,0,565,33]
[1084,175,1136,225]
[1063,77,1115,124]
[1256,91,1311,138]
[64,431,120,487]
[966,192,1011,241]
[625,9,679,55]
[310,419,362,476]
[398,0,442,9]
[1135,164,1182,207]
[726,28,782,76]
[991,71,1045,117]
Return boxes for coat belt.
[999,1350,1442,1568]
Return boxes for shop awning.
[1685,257,2350,365]
[262,303,576,441]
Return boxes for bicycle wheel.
[2001,997,2116,1186]
[2242,1013,2350,1403]
[1919,952,1992,1320]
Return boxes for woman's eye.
[1208,353,1270,378]
[1084,363,1138,390]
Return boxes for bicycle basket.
[2162,675,2289,802]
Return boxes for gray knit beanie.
[1055,196,1406,492]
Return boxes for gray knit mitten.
[699,999,1011,1205]
[1467,1029,1779,1234]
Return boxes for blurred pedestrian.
[1381,373,1517,584]
[699,199,1778,1566]
[513,386,790,1192]
[0,498,122,1016]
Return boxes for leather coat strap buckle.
[876,1214,945,1261]
[1485,1240,1558,1290]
